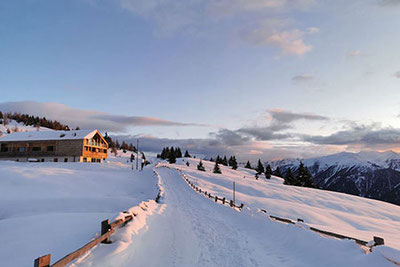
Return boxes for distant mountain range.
[269,151,400,206]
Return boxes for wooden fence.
[34,173,164,267]
[259,209,385,249]
[176,168,244,210]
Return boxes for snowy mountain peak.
[271,150,400,170]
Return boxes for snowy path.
[76,166,393,267]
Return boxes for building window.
[103,149,107,153]
[91,158,96,162]
[32,147,41,152]
[85,146,89,151]
[47,146,54,151]
[64,158,68,162]
[54,158,58,162]
[18,147,26,152]
[0,145,9,152]
[83,157,87,162]
[97,159,101,163]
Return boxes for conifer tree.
[115,140,121,149]
[256,159,265,174]
[186,161,190,167]
[228,156,234,166]
[245,161,252,169]
[273,167,282,177]
[296,162,315,188]
[168,150,176,164]
[213,161,222,174]
[304,167,315,188]
[184,150,191,158]
[284,168,295,185]
[176,147,182,158]
[197,160,206,171]
[231,156,238,170]
[209,157,214,162]
[130,153,135,162]
[222,156,228,166]
[216,155,222,164]
[265,164,272,179]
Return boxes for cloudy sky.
[1,0,400,160]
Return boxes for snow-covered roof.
[0,129,99,142]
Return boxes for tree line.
[0,111,70,131]
[103,132,137,155]
[157,147,192,164]
[163,151,315,189]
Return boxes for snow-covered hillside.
[71,159,399,266]
[0,158,159,267]
[0,119,51,136]
[1,121,399,266]
[172,158,400,250]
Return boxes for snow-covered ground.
[73,161,398,267]
[0,156,159,267]
[0,120,51,136]
[173,158,400,250]
[1,119,399,267]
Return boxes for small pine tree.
[284,168,296,185]
[245,161,252,169]
[186,161,190,167]
[304,167,315,188]
[184,150,191,158]
[168,150,176,164]
[228,156,234,166]
[176,147,182,158]
[256,159,264,174]
[115,140,121,150]
[231,156,238,170]
[209,157,214,162]
[273,167,282,177]
[213,162,222,174]
[222,156,228,166]
[296,162,315,188]
[197,160,206,171]
[265,164,272,179]
[130,153,135,162]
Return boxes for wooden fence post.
[230,200,233,207]
[34,254,51,267]
[101,219,111,244]
[222,197,226,204]
[215,196,218,202]
[373,236,384,246]
[239,203,244,209]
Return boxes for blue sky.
[1,0,400,160]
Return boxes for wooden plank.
[269,215,295,225]
[309,227,368,246]
[51,229,115,267]
[34,254,51,267]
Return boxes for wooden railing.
[259,209,385,249]
[34,170,164,267]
